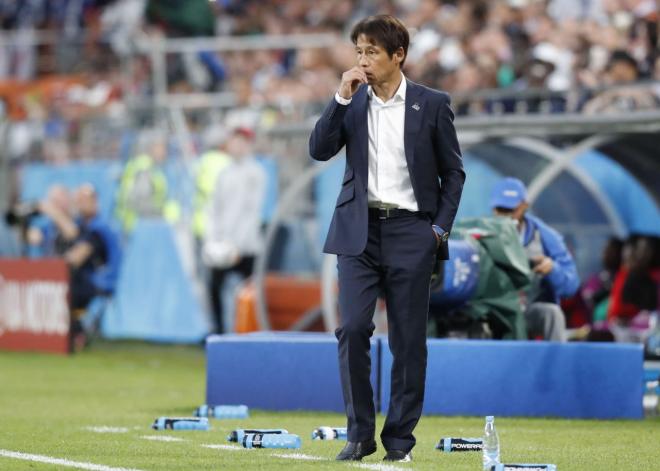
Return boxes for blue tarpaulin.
[102,220,209,343]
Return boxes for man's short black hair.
[607,49,638,74]
[350,15,410,67]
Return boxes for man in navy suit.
[309,15,465,463]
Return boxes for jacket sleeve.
[309,97,349,161]
[432,94,466,233]
[540,223,580,298]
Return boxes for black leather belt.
[368,207,419,220]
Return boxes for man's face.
[76,188,98,219]
[608,61,637,83]
[493,202,528,224]
[151,140,167,163]
[225,134,252,159]
[355,34,404,86]
[47,186,70,213]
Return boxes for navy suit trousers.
[335,211,436,452]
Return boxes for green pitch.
[0,341,658,470]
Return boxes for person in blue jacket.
[40,184,122,336]
[490,177,579,341]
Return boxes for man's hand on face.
[338,67,368,99]
[531,255,554,276]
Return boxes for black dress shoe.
[335,439,377,461]
[383,450,412,462]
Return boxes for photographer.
[42,184,122,313]
[4,185,73,257]
[7,184,122,305]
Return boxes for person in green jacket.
[115,130,179,233]
[192,147,231,241]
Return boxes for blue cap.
[489,177,528,210]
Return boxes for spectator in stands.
[145,0,224,91]
[115,129,179,233]
[490,177,579,341]
[608,235,660,324]
[3,0,660,154]
[0,0,40,80]
[625,236,660,310]
[202,126,266,334]
[582,49,660,114]
[146,0,214,37]
[100,0,148,57]
[561,236,623,336]
[581,236,624,323]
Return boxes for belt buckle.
[379,207,390,220]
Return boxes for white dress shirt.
[335,73,418,212]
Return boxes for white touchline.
[353,463,406,471]
[0,449,144,471]
[85,426,130,434]
[271,453,324,461]
[201,444,245,451]
[140,436,186,442]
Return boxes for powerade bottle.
[152,417,209,431]
[194,404,249,419]
[242,432,301,449]
[311,427,347,440]
[227,429,288,443]
[483,416,500,470]
[436,437,483,452]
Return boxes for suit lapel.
[353,86,369,187]
[404,80,425,169]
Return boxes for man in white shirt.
[203,127,266,334]
[309,14,465,463]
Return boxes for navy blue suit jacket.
[309,80,465,260]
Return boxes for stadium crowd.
[0,1,658,170]
[1,0,659,163]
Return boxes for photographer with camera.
[4,184,74,257]
[39,184,122,312]
[41,184,121,348]
[5,183,121,348]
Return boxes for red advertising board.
[0,258,70,354]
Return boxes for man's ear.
[394,47,405,65]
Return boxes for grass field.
[0,341,658,471]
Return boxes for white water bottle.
[482,416,500,470]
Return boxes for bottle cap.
[486,415,495,422]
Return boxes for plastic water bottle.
[152,417,209,431]
[645,311,660,357]
[483,416,500,470]
[242,432,301,449]
[194,404,249,419]
[227,429,288,443]
[311,426,347,440]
